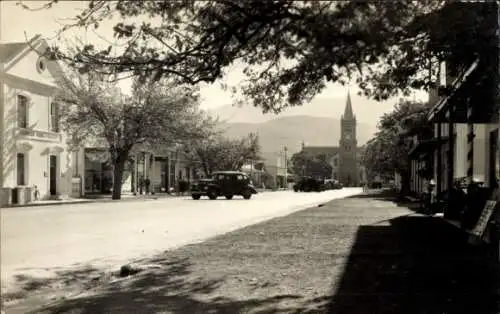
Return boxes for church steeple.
[342,91,355,120]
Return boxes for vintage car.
[190,171,258,200]
[293,176,325,192]
[324,179,343,190]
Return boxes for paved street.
[1,188,361,290]
[5,189,498,314]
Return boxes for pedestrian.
[33,185,40,201]
[145,177,151,195]
[139,177,144,195]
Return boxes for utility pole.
[284,146,288,189]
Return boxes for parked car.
[293,176,324,192]
[324,179,343,190]
[190,171,258,200]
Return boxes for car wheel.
[207,189,217,200]
[192,194,201,200]
[242,189,252,199]
[225,195,233,200]
[293,186,299,192]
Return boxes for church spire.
[343,90,354,120]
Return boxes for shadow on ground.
[12,193,500,314]
[326,215,499,314]
[32,257,303,314]
[2,265,104,303]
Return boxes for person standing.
[145,177,151,195]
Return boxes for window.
[50,103,59,132]
[16,153,26,185]
[36,57,46,73]
[17,95,28,128]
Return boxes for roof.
[302,146,340,156]
[302,146,364,159]
[0,43,28,63]
[0,34,42,64]
[212,171,246,175]
[343,90,355,120]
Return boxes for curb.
[0,196,182,209]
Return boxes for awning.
[408,138,448,158]
[428,58,480,122]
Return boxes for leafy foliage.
[23,1,498,113]
[57,68,215,199]
[290,151,332,179]
[183,133,261,177]
[362,99,433,178]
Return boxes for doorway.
[489,129,498,187]
[49,155,57,195]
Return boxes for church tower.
[338,91,358,186]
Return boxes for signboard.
[471,200,497,238]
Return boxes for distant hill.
[219,115,377,163]
[206,95,399,125]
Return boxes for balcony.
[16,128,62,142]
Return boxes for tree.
[290,151,332,179]
[362,99,433,194]
[23,1,497,112]
[183,133,261,177]
[57,69,214,199]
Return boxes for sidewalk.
[1,193,185,209]
[4,189,282,209]
[4,190,499,313]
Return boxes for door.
[223,174,236,194]
[49,155,57,195]
[489,129,498,187]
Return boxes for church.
[300,92,365,187]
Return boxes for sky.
[1,0,428,124]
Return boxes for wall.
[472,124,489,184]
[2,84,73,199]
[6,45,58,88]
[1,44,73,199]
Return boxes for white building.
[0,35,74,206]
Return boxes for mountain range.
[208,103,378,163]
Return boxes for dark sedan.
[191,171,258,200]
[293,176,325,192]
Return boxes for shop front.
[84,148,114,195]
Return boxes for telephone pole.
[284,146,288,189]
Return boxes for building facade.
[301,92,364,186]
[0,35,197,205]
[71,140,195,196]
[0,35,74,205]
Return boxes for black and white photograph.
[0,1,499,313]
